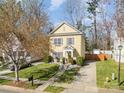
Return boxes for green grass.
[96,60,124,90]
[7,63,59,80]
[0,65,7,71]
[44,85,65,93]
[19,82,39,89]
[0,67,4,71]
[0,79,11,85]
[57,67,80,83]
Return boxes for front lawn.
[0,79,11,85]
[0,67,4,71]
[7,63,59,81]
[57,67,80,83]
[44,85,65,93]
[96,60,124,90]
[0,65,8,71]
[0,79,38,89]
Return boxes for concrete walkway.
[35,70,65,92]
[61,61,98,93]
[0,76,28,81]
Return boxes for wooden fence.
[85,53,111,61]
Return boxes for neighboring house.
[113,37,124,63]
[49,22,85,60]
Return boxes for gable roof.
[49,21,83,35]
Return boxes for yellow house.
[49,22,85,60]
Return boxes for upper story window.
[54,38,63,45]
[67,38,74,45]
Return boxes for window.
[67,38,74,45]
[54,52,63,58]
[54,38,63,45]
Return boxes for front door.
[67,51,71,58]
[64,51,72,58]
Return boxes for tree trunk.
[94,12,98,49]
[107,32,111,50]
[14,63,19,82]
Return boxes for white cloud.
[49,0,66,11]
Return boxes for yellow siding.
[81,35,85,58]
[49,23,85,58]
[50,35,84,57]
[54,24,77,34]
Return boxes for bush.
[0,57,4,62]
[44,55,53,63]
[76,56,84,66]
[62,57,65,64]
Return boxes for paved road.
[0,86,34,93]
[0,89,19,93]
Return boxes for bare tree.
[65,0,85,27]
[0,0,49,82]
[116,0,124,38]
[87,0,114,49]
[17,0,49,57]
[65,0,91,52]
[87,0,100,49]
[98,0,114,49]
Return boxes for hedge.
[76,56,84,66]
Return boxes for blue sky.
[45,0,115,26]
[17,0,115,26]
[45,0,66,26]
[46,0,90,25]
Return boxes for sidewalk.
[0,70,12,76]
[35,70,65,92]
[0,76,27,81]
[0,85,34,93]
[0,85,50,93]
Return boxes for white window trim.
[67,38,74,45]
[54,38,63,46]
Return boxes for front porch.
[63,46,74,59]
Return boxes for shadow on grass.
[119,80,124,86]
